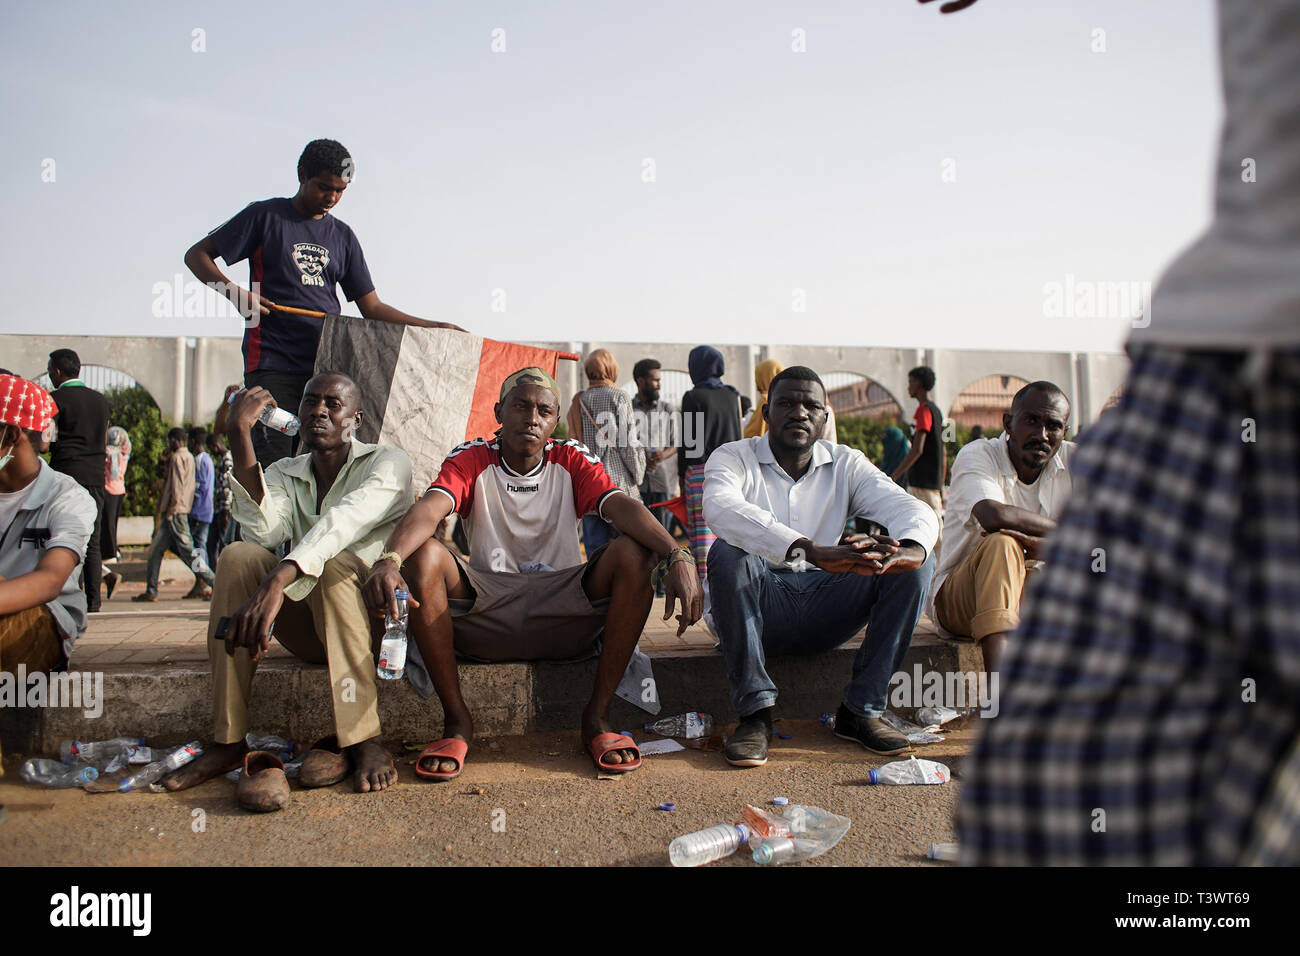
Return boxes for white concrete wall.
[2,333,1127,432]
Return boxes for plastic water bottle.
[229,391,300,436]
[20,759,99,789]
[59,737,147,768]
[867,756,951,785]
[645,712,713,739]
[245,733,294,755]
[928,842,960,861]
[119,741,203,792]
[668,823,750,868]
[748,804,853,865]
[377,589,409,680]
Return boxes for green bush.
[838,414,987,485]
[105,386,172,518]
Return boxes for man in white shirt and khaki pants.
[932,382,1073,679]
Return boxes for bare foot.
[162,740,247,791]
[581,709,638,767]
[349,737,397,793]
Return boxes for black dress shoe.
[103,571,119,601]
[724,714,773,767]
[833,704,913,756]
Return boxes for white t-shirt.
[0,481,38,535]
[933,435,1075,613]
[429,437,623,573]
[1134,0,1300,348]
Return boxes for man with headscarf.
[566,349,646,556]
[0,375,97,769]
[678,346,743,587]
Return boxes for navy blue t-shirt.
[210,197,376,375]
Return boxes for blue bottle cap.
[867,768,879,785]
[771,796,789,806]
[394,589,410,600]
[657,802,676,811]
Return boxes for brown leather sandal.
[237,751,290,812]
[299,735,351,788]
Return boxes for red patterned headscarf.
[0,374,58,432]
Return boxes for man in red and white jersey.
[364,367,702,778]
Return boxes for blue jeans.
[189,517,210,562]
[707,539,934,719]
[581,513,618,557]
[144,514,215,596]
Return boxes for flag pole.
[278,305,580,361]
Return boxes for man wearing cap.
[161,372,415,808]
[363,367,703,779]
[0,376,97,769]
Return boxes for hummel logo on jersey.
[507,482,539,493]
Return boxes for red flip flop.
[415,738,468,782]
[586,733,642,774]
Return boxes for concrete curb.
[3,638,983,754]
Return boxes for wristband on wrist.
[651,547,693,590]
[377,550,403,572]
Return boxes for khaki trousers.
[934,531,1027,641]
[209,543,381,748]
[0,589,65,771]
[908,485,944,566]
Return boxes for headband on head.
[499,367,560,402]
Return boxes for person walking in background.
[46,349,110,613]
[133,427,215,602]
[678,346,743,593]
[631,358,681,535]
[566,349,646,557]
[206,431,234,569]
[879,419,911,489]
[99,425,131,601]
[185,427,215,599]
[890,366,945,563]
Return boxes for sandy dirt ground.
[0,720,975,867]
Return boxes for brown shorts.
[448,549,610,663]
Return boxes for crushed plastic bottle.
[245,733,295,755]
[645,712,713,739]
[20,759,99,789]
[59,737,148,768]
[881,712,945,744]
[748,804,852,865]
[668,823,750,867]
[377,590,409,680]
[914,706,962,727]
[867,756,951,785]
[119,741,203,793]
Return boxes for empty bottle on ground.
[645,712,713,739]
[377,589,409,680]
[59,737,149,768]
[20,759,99,789]
[119,741,203,792]
[668,823,750,867]
[867,756,951,785]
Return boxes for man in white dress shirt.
[703,366,939,767]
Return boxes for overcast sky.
[1,0,1221,355]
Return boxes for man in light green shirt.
[163,373,414,808]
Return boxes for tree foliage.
[105,386,170,517]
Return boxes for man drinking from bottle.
[162,373,414,809]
